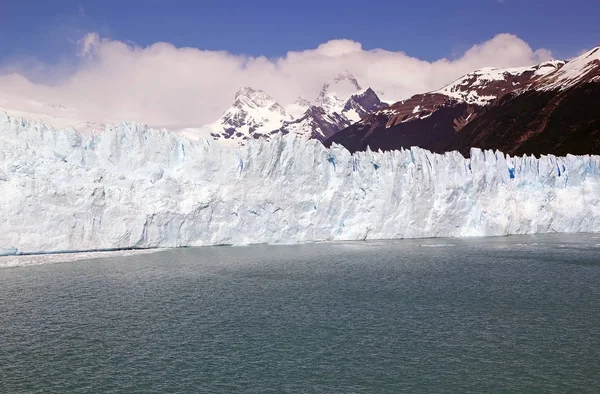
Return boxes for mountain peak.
[231,87,283,112]
[234,86,257,100]
[204,87,292,143]
[432,60,571,105]
[536,47,600,91]
[234,86,267,100]
[200,73,386,145]
[580,46,600,60]
[342,88,388,122]
[355,87,377,97]
[315,72,363,114]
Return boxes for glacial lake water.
[1,234,600,393]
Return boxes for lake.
[1,234,600,393]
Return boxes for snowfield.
[1,112,600,255]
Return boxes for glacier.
[1,111,600,255]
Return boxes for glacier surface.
[1,112,600,255]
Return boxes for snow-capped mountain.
[0,72,387,146]
[359,60,567,129]
[270,88,389,141]
[342,88,389,122]
[203,72,388,145]
[204,87,293,141]
[3,112,600,254]
[314,71,363,114]
[536,47,600,91]
[433,61,565,105]
[327,46,600,157]
[276,106,352,141]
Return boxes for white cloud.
[77,32,100,57]
[0,33,553,131]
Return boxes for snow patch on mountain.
[315,71,363,114]
[537,47,600,91]
[279,106,352,140]
[342,88,388,122]
[285,97,311,118]
[434,60,566,105]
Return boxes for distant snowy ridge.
[433,60,566,105]
[1,112,600,255]
[536,47,600,91]
[203,72,387,144]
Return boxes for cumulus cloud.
[0,33,553,131]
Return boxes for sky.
[0,0,598,129]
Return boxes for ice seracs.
[1,112,600,255]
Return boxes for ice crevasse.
[1,112,600,255]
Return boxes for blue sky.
[1,0,598,64]
[0,0,597,129]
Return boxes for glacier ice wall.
[1,112,600,254]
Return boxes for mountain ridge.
[201,72,388,144]
[326,46,600,157]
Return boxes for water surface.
[1,234,600,393]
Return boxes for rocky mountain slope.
[326,47,600,157]
[202,72,388,144]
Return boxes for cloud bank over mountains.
[0,33,553,130]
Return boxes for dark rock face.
[325,101,481,154]
[455,83,600,157]
[375,93,451,127]
[274,106,352,142]
[343,88,388,119]
[305,106,352,141]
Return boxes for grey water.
[1,234,600,393]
